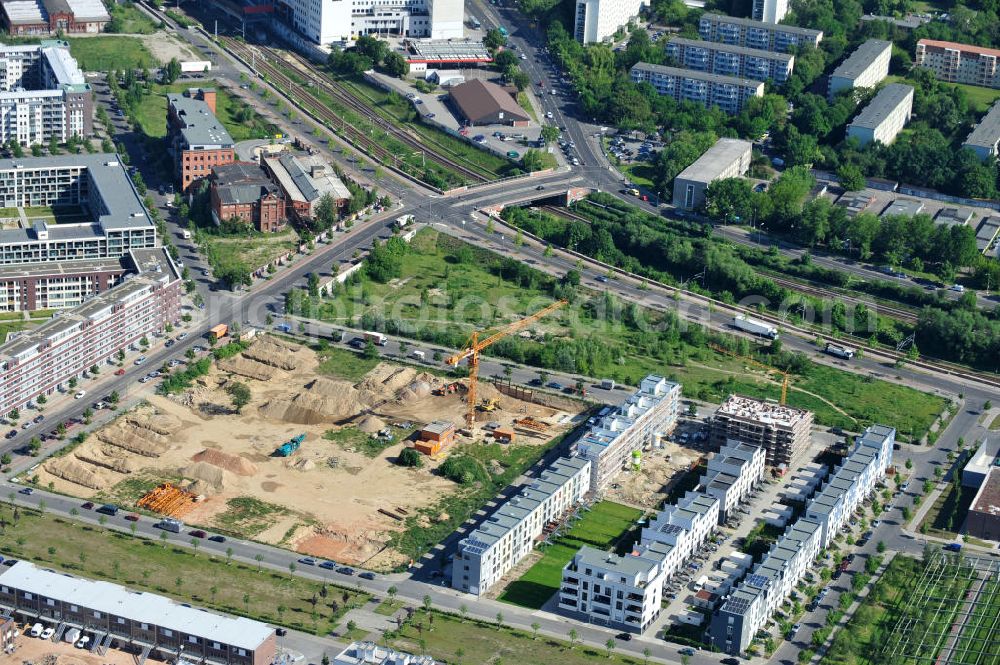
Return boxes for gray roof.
[848,83,913,129]
[212,161,280,205]
[572,542,669,578]
[266,154,352,205]
[632,62,765,90]
[0,561,271,650]
[63,0,108,20]
[666,36,794,62]
[167,92,234,148]
[0,154,154,246]
[830,40,892,81]
[0,256,126,281]
[700,12,823,38]
[1,0,46,24]
[880,198,924,218]
[965,101,1000,151]
[674,137,753,184]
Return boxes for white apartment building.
[698,13,822,54]
[701,440,766,520]
[0,41,92,145]
[752,0,787,24]
[631,62,764,116]
[278,0,463,46]
[915,39,1000,90]
[576,375,681,493]
[559,542,670,633]
[452,456,591,595]
[827,39,892,100]
[665,37,795,84]
[708,425,895,654]
[846,83,913,147]
[573,0,644,44]
[963,101,1000,161]
[671,137,754,210]
[640,492,720,580]
[0,248,180,416]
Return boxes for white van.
[30,623,43,637]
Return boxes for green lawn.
[315,346,380,381]
[499,501,642,609]
[391,609,652,665]
[990,413,1000,430]
[620,161,656,188]
[203,229,300,275]
[952,572,1000,665]
[917,480,976,539]
[133,81,276,142]
[887,74,1000,113]
[0,320,31,342]
[324,426,394,458]
[107,2,160,34]
[0,505,367,635]
[67,36,157,71]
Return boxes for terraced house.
[0,561,275,665]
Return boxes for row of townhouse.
[557,441,766,633]
[576,375,682,494]
[451,456,591,595]
[708,425,896,654]
[665,37,795,85]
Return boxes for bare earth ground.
[601,442,699,510]
[70,32,200,63]
[38,335,577,569]
[6,632,136,665]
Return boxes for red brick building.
[1,0,109,36]
[167,89,235,193]
[210,162,286,233]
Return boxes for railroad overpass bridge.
[478,186,593,216]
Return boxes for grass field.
[0,505,367,635]
[203,228,300,274]
[952,571,1000,665]
[107,2,160,34]
[67,36,157,71]
[499,501,642,609]
[917,480,976,540]
[620,161,656,188]
[133,81,275,142]
[990,413,1000,430]
[324,426,395,457]
[316,346,380,381]
[887,74,1000,113]
[290,228,946,441]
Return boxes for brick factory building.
[210,162,286,233]
[167,88,235,192]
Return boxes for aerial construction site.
[36,334,582,569]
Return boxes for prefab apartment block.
[576,375,681,493]
[630,63,764,115]
[698,13,823,54]
[827,39,892,100]
[664,37,795,84]
[0,561,276,665]
[846,83,914,147]
[452,456,591,595]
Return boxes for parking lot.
[6,622,138,665]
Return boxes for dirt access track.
[38,335,579,570]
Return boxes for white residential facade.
[671,137,754,210]
[698,13,823,54]
[576,375,681,493]
[573,0,645,44]
[702,440,766,520]
[452,456,591,596]
[559,542,669,633]
[665,37,795,84]
[631,63,764,116]
[963,101,1000,161]
[846,82,914,147]
[278,0,463,46]
[640,492,720,580]
[827,39,892,100]
[752,0,787,24]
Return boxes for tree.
[313,193,337,232]
[836,163,866,191]
[362,338,379,360]
[495,611,504,629]
[423,594,433,612]
[382,51,409,78]
[531,622,540,640]
[703,177,755,223]
[540,124,560,145]
[398,447,423,468]
[568,628,578,648]
[165,57,182,84]
[604,638,616,658]
[483,28,507,51]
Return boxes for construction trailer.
[493,427,516,443]
[209,323,229,341]
[418,421,456,454]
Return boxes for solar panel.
[745,574,769,588]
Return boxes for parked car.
[298,557,317,566]
[319,561,336,570]
[81,502,94,510]
[5,429,17,439]
[29,623,43,637]
[115,368,126,375]
[337,566,355,576]
[359,571,376,580]
[75,636,90,649]
[616,632,632,641]
[190,530,207,538]
[18,487,33,495]
[41,627,55,640]
[74,391,86,399]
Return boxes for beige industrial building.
[827,39,892,100]
[709,395,813,466]
[671,138,753,211]
[846,83,914,147]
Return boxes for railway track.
[220,38,490,186]
[539,205,920,324]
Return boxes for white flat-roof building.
[664,37,795,83]
[631,62,764,116]
[698,13,823,54]
[576,375,681,493]
[0,561,275,665]
[278,0,463,46]
[915,39,1000,90]
[708,425,895,655]
[559,542,669,633]
[452,456,591,595]
[671,138,753,211]
[963,101,1000,161]
[334,642,436,664]
[752,0,787,23]
[640,492,720,580]
[846,83,914,147]
[701,440,766,520]
[828,39,892,100]
[573,0,645,44]
[962,436,1000,488]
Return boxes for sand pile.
[46,457,113,490]
[192,448,259,476]
[126,413,182,436]
[181,461,235,492]
[218,356,275,381]
[307,377,355,397]
[243,338,300,370]
[261,382,370,424]
[74,446,144,474]
[97,424,170,457]
[358,364,419,397]
[396,379,432,403]
[357,415,386,433]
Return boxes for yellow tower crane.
[708,342,791,405]
[446,300,567,429]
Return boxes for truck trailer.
[364,331,387,346]
[825,343,856,359]
[732,315,779,340]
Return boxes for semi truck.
[180,60,212,74]
[600,379,616,390]
[825,343,856,360]
[732,315,779,340]
[156,518,183,533]
[364,331,387,346]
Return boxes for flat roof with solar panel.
[404,39,492,64]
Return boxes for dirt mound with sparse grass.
[191,448,259,476]
[74,446,144,474]
[181,461,235,493]
[218,357,275,381]
[357,415,386,433]
[46,457,114,489]
[260,382,370,424]
[96,423,170,457]
[242,338,301,370]
[125,413,181,436]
